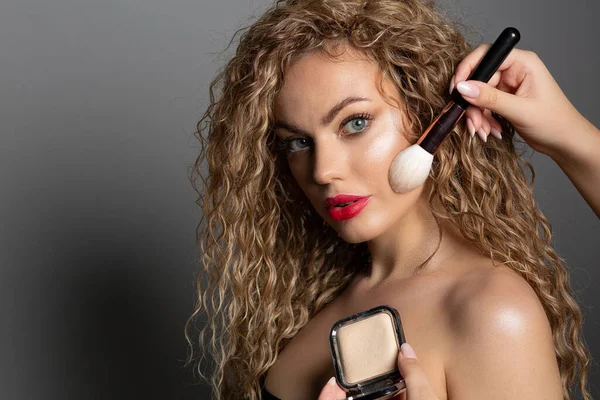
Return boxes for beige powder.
[336,312,399,384]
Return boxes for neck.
[364,195,453,284]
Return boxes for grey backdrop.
[1,0,598,399]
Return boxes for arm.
[547,116,600,217]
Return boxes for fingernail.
[466,118,476,138]
[456,81,480,98]
[401,343,417,359]
[490,128,503,140]
[477,129,487,143]
[449,79,455,95]
[327,377,336,386]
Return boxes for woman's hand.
[450,45,591,157]
[317,343,440,400]
[451,45,600,216]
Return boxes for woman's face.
[273,45,427,243]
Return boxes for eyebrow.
[272,96,371,136]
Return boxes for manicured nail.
[490,128,503,140]
[401,343,417,359]
[477,129,487,143]
[327,377,337,386]
[466,118,476,138]
[449,78,455,95]
[456,81,480,98]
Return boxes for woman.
[185,0,598,399]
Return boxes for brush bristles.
[388,144,434,193]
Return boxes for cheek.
[361,128,410,177]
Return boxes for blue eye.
[278,137,312,154]
[342,114,372,135]
[344,118,367,133]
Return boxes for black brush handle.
[451,27,521,109]
[418,27,520,154]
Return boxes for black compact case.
[329,305,407,400]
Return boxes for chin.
[337,232,369,244]
[330,220,380,244]
[319,207,390,244]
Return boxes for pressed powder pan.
[329,305,407,399]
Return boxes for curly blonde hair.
[184,0,591,398]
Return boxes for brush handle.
[418,27,520,154]
[451,27,521,109]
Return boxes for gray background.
[0,0,597,399]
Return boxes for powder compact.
[329,305,406,400]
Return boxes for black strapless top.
[261,387,282,400]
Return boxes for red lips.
[325,194,371,221]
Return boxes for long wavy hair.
[184,0,591,398]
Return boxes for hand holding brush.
[388,27,520,194]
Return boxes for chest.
[264,278,453,400]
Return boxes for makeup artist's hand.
[317,343,440,400]
[450,45,600,217]
[449,46,596,157]
[395,343,440,400]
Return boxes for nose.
[311,140,347,185]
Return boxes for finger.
[480,111,491,134]
[450,45,525,94]
[465,107,485,141]
[467,112,487,143]
[455,80,530,123]
[466,106,501,141]
[466,117,476,138]
[397,343,439,399]
[487,70,502,88]
[478,114,491,143]
[452,66,501,94]
[465,106,485,132]
[466,107,500,133]
[454,44,525,80]
[483,109,503,139]
[317,377,346,400]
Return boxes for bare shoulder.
[442,264,563,399]
[444,264,548,335]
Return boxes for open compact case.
[329,305,407,400]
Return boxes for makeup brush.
[388,27,521,193]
